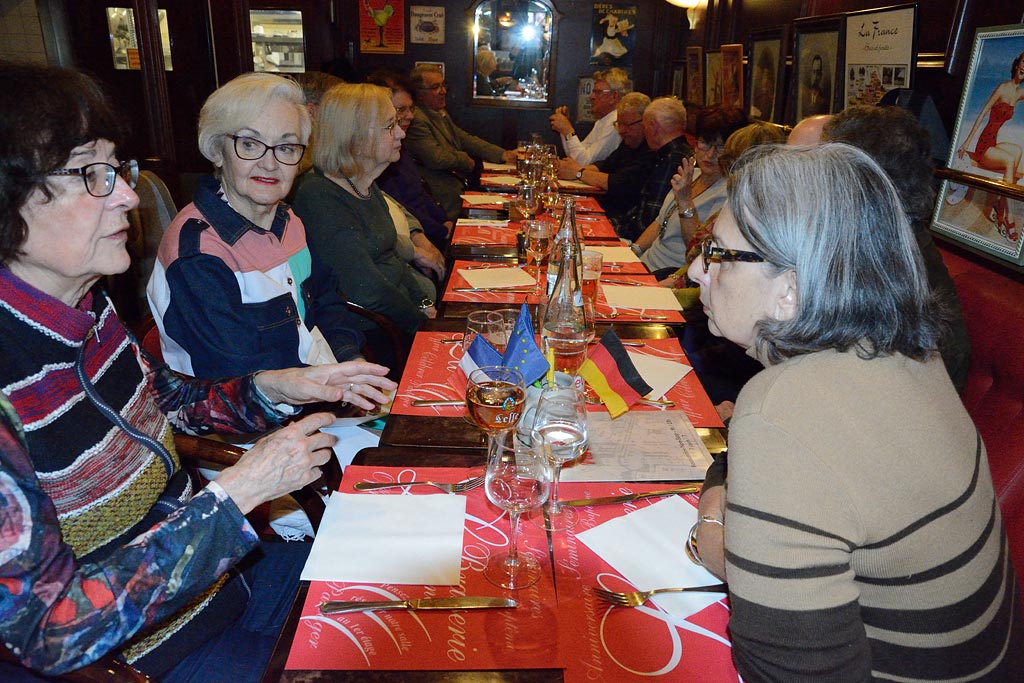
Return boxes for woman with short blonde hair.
[293,83,437,342]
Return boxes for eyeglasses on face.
[420,81,448,91]
[395,105,415,116]
[700,236,767,273]
[592,88,617,95]
[230,135,306,165]
[380,119,399,133]
[696,138,723,153]
[615,118,642,129]
[48,159,138,198]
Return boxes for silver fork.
[353,475,484,494]
[594,583,728,607]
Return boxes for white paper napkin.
[628,351,692,400]
[587,246,640,263]
[483,174,522,186]
[576,497,723,619]
[483,161,516,172]
[301,492,466,584]
[461,193,510,205]
[603,285,684,311]
[456,218,511,227]
[558,179,594,189]
[459,266,536,289]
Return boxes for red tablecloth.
[284,468,738,682]
[392,333,722,428]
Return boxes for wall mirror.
[468,0,560,109]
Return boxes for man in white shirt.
[549,67,630,166]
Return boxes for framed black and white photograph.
[933,24,1024,263]
[843,3,917,108]
[685,45,703,105]
[747,27,785,122]
[704,48,721,106]
[790,15,845,123]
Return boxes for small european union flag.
[501,303,549,385]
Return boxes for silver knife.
[411,399,465,406]
[561,485,702,508]
[600,279,644,286]
[320,596,516,615]
[453,287,535,293]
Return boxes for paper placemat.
[603,285,684,311]
[458,266,536,290]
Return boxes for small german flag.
[578,329,652,418]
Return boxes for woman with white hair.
[292,83,437,341]
[148,72,367,379]
[687,143,1017,680]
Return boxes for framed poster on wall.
[933,24,1024,262]
[747,28,785,122]
[843,3,917,108]
[704,49,721,106]
[789,15,845,123]
[685,46,703,105]
[720,44,744,109]
[591,3,638,67]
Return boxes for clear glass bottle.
[546,196,582,299]
[541,227,591,377]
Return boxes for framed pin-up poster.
[685,46,703,105]
[844,3,917,108]
[747,28,786,122]
[789,15,845,124]
[720,43,744,109]
[704,49,721,106]
[932,24,1024,263]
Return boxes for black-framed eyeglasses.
[230,135,306,165]
[48,159,138,198]
[700,236,767,273]
[419,81,448,91]
[395,105,415,116]
[615,118,642,129]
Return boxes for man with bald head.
[787,114,832,146]
[612,96,692,240]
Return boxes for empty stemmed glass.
[513,182,540,222]
[529,385,589,531]
[521,220,553,292]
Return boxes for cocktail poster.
[410,6,444,45]
[361,0,406,54]
[843,4,917,108]
[590,4,638,67]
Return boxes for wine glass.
[528,386,588,532]
[521,220,553,292]
[483,429,551,589]
[513,183,540,221]
[464,310,504,353]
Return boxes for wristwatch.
[679,203,696,219]
[575,168,585,181]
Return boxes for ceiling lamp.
[664,0,699,28]
[498,11,515,28]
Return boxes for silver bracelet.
[686,515,725,567]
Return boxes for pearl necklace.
[343,175,371,200]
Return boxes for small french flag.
[448,334,503,394]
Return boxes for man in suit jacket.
[404,64,518,220]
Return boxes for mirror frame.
[466,0,561,109]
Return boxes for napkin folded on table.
[578,329,652,418]
[627,351,692,401]
[576,496,724,621]
[603,285,685,311]
[586,246,641,263]
[482,174,521,186]
[461,193,510,205]
[458,266,535,290]
[455,218,510,227]
[301,492,467,585]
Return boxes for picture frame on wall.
[720,43,744,109]
[789,15,845,124]
[747,27,786,122]
[843,3,918,109]
[704,48,721,106]
[672,60,685,100]
[685,46,703,105]
[932,24,1024,263]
